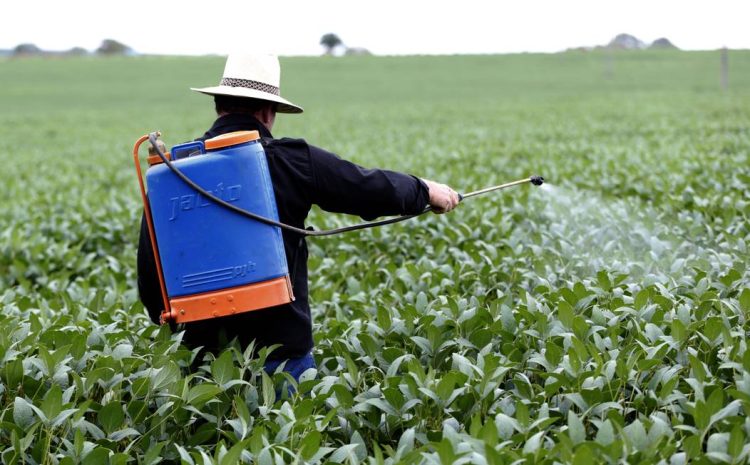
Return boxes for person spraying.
[136,54,460,380]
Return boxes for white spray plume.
[520,184,729,288]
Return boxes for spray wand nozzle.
[530,175,545,186]
[458,174,546,201]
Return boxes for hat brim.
[190,85,303,114]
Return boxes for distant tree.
[607,33,645,50]
[649,38,678,50]
[344,47,372,57]
[96,39,133,55]
[66,47,89,56]
[13,43,42,56]
[320,33,343,55]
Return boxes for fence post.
[721,47,729,91]
[604,49,614,80]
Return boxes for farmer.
[137,54,459,380]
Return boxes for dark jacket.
[137,114,429,360]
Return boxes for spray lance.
[133,131,544,323]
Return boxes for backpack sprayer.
[133,131,544,325]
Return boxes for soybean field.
[1,51,750,464]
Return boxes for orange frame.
[132,133,294,325]
[133,134,172,324]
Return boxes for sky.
[2,0,748,55]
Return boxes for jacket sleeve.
[307,145,430,220]
[137,214,165,325]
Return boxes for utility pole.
[721,47,729,91]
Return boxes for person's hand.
[423,179,460,214]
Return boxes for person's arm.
[307,145,459,220]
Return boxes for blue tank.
[146,131,288,298]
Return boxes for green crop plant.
[0,51,749,464]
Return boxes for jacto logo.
[181,261,257,288]
[168,183,241,221]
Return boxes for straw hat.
[191,54,303,114]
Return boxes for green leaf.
[143,441,165,465]
[516,400,530,427]
[728,425,744,458]
[703,317,723,341]
[415,292,428,312]
[670,452,687,465]
[451,353,477,377]
[351,431,367,461]
[332,384,354,408]
[709,399,742,428]
[82,446,110,465]
[109,428,140,442]
[567,410,585,445]
[329,444,359,463]
[397,428,415,454]
[706,388,724,417]
[706,432,729,454]
[51,408,79,428]
[743,350,750,372]
[545,341,563,365]
[523,431,545,455]
[111,343,133,360]
[150,362,181,391]
[739,288,750,313]
[573,283,589,299]
[595,420,615,445]
[377,306,392,331]
[411,336,432,354]
[234,395,251,424]
[623,420,648,451]
[300,430,321,460]
[249,427,266,455]
[365,398,399,416]
[501,305,516,331]
[98,402,124,435]
[597,270,611,291]
[692,401,709,430]
[186,383,222,408]
[684,435,702,459]
[110,453,130,465]
[436,438,456,464]
[671,319,686,343]
[41,384,62,420]
[558,301,574,329]
[634,288,650,310]
[220,439,250,465]
[211,351,234,387]
[261,372,275,407]
[257,447,273,465]
[688,354,707,382]
[495,414,520,440]
[5,359,23,388]
[175,445,195,465]
[572,444,594,465]
[13,397,36,429]
[436,372,458,400]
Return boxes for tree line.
[4,39,133,57]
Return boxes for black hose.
[146,133,540,237]
[147,133,430,237]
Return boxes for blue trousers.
[263,351,316,383]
